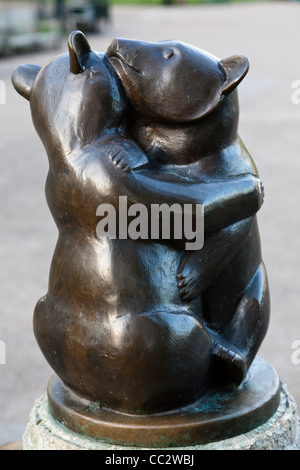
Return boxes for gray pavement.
[1,2,300,446]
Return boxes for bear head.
[106,38,249,124]
[106,38,249,164]
[12,31,127,157]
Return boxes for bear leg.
[212,261,270,386]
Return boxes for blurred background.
[1,0,300,447]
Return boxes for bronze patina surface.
[12,32,272,445]
[48,358,280,447]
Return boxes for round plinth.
[22,380,298,450]
[44,357,283,448]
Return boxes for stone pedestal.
[22,361,299,450]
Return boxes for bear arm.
[202,176,263,236]
[115,169,262,235]
[98,142,262,234]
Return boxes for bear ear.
[11,64,41,101]
[68,30,91,74]
[220,55,249,95]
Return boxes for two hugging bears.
[12,31,269,415]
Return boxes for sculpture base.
[22,382,298,450]
[45,357,280,447]
[22,358,299,450]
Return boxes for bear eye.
[162,48,175,59]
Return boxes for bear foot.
[212,341,247,387]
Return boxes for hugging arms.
[99,136,263,303]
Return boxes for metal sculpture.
[12,31,278,447]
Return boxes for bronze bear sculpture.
[106,38,270,385]
[12,32,268,416]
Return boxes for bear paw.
[108,143,148,172]
[212,342,247,387]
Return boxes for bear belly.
[34,235,212,414]
[34,301,212,414]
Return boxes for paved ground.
[1,2,300,446]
